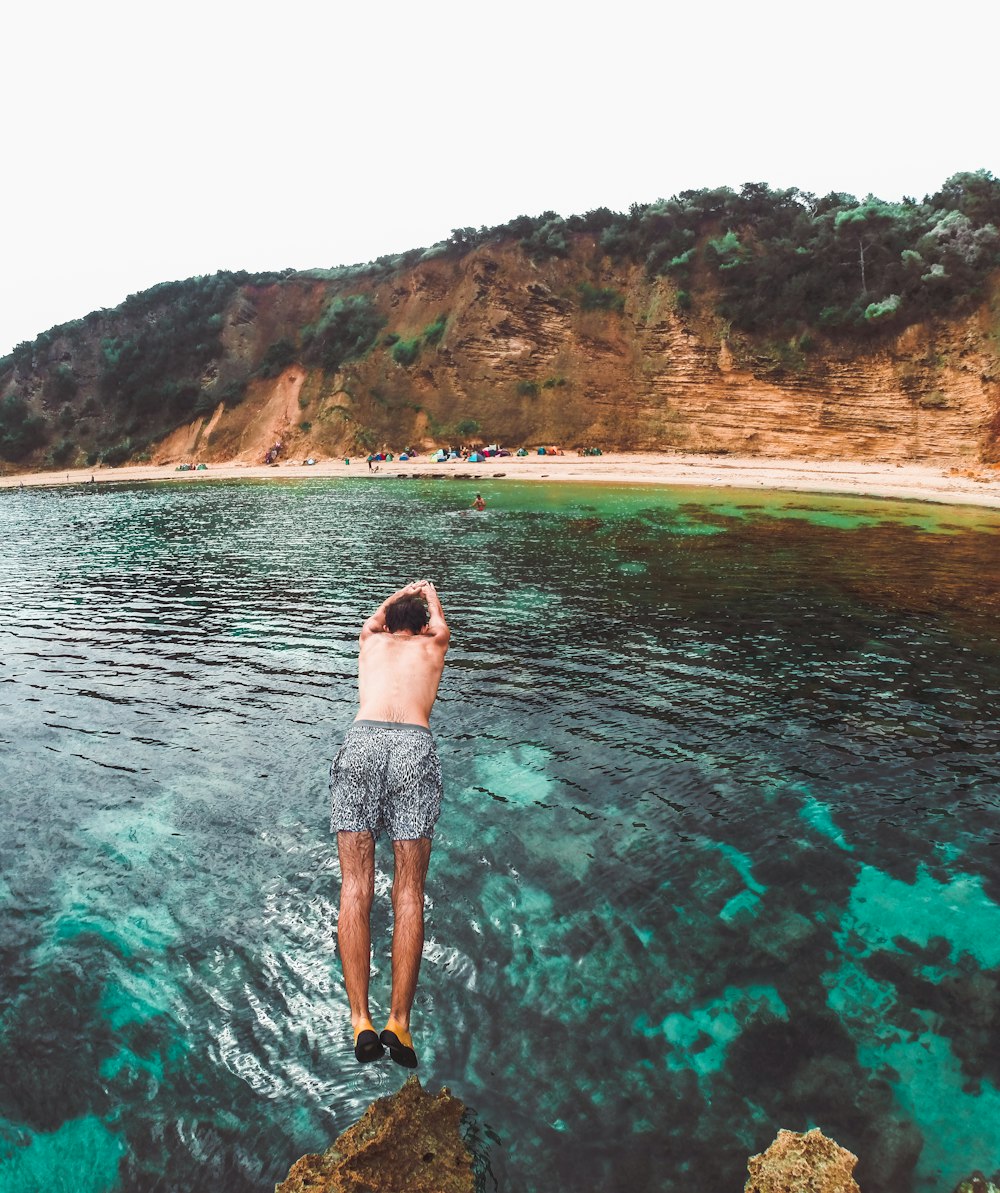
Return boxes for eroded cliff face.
[4,240,1000,470]
[169,243,1000,466]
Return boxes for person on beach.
[330,580,450,1068]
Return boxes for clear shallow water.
[1,477,999,1193]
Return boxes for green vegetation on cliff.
[300,294,384,373]
[488,170,1000,335]
[0,394,48,461]
[99,274,238,423]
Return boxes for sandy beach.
[2,452,1000,509]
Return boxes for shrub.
[0,394,49,460]
[392,338,421,367]
[102,439,133,466]
[516,380,539,397]
[301,294,384,373]
[577,283,625,313]
[44,364,78,404]
[864,294,902,322]
[193,391,218,417]
[49,438,76,466]
[455,418,481,436]
[218,379,246,408]
[423,315,447,346]
[521,214,568,259]
[707,229,745,270]
[256,338,297,378]
[299,421,312,432]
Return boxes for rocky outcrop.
[746,1129,860,1193]
[275,1076,473,1193]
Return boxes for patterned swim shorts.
[329,720,443,841]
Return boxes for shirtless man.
[329,580,450,1068]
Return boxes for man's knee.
[392,838,431,878]
[391,838,431,909]
[342,874,374,908]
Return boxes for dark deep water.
[1,477,999,1193]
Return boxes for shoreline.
[3,452,1000,509]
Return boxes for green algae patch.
[844,864,1000,966]
[797,796,854,851]
[473,745,556,810]
[636,984,788,1076]
[857,1018,1000,1190]
[47,903,177,961]
[0,1115,125,1193]
[100,967,178,1031]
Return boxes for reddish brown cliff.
[155,244,1000,467]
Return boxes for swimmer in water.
[471,493,486,511]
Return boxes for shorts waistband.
[351,719,432,735]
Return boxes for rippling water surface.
[2,477,1000,1193]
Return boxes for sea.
[1,476,999,1193]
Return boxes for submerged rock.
[746,1128,859,1193]
[856,1112,922,1192]
[276,1076,473,1193]
[953,1174,1000,1193]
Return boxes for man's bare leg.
[336,831,378,1051]
[382,837,431,1066]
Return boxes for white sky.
[1,0,996,357]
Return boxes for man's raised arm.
[361,582,424,639]
[417,580,450,643]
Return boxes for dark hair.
[385,594,430,634]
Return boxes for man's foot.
[379,1022,418,1069]
[354,1022,385,1064]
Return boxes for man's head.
[385,594,430,634]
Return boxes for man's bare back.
[356,580,449,727]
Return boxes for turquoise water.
[1,477,999,1193]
